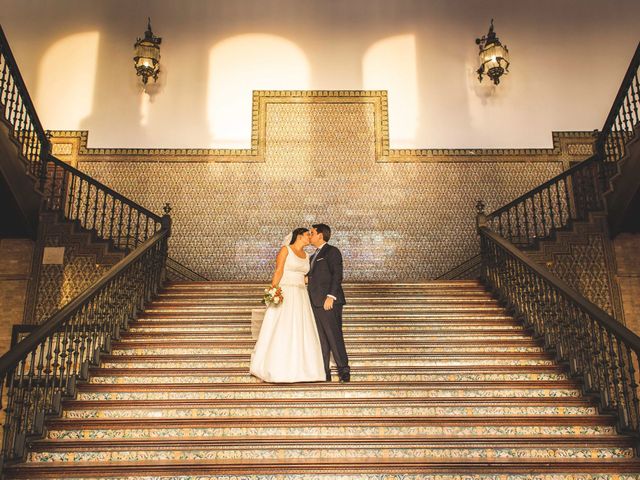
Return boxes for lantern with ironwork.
[134,18,162,85]
[475,19,509,85]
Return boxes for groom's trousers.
[312,304,350,380]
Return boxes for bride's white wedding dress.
[249,245,326,383]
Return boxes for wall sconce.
[475,19,509,85]
[133,18,162,85]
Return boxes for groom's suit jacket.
[307,244,346,308]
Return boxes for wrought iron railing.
[479,227,640,438]
[597,42,640,178]
[166,257,209,281]
[485,40,639,249]
[42,154,164,251]
[0,24,49,181]
[477,41,640,444]
[436,254,481,280]
[0,231,169,466]
[0,24,172,469]
[485,154,605,248]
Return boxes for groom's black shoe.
[326,374,332,382]
[339,374,350,383]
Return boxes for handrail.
[488,154,599,219]
[485,154,605,247]
[46,155,161,223]
[480,227,640,347]
[0,230,167,378]
[484,40,640,248]
[436,254,481,280]
[0,25,173,469]
[479,226,640,435]
[0,24,49,179]
[598,41,640,162]
[42,154,163,252]
[0,229,169,465]
[165,257,209,281]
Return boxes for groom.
[307,224,350,382]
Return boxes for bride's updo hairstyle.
[290,227,309,244]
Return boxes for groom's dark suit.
[307,243,350,381]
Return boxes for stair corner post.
[159,202,172,286]
[475,199,487,232]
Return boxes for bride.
[249,227,326,382]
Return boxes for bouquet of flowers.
[263,285,284,306]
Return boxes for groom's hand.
[323,297,334,311]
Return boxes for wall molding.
[47,90,596,166]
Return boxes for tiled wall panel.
[79,101,565,281]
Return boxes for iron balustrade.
[479,227,640,441]
[0,24,49,182]
[41,154,163,252]
[476,40,640,447]
[485,40,640,249]
[485,154,605,248]
[0,24,172,470]
[0,231,169,467]
[598,42,640,178]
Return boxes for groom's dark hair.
[312,223,331,242]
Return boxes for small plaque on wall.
[42,247,65,265]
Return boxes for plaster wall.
[1,0,638,150]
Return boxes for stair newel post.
[475,200,491,291]
[38,132,52,198]
[160,202,173,287]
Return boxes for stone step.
[113,334,538,346]
[61,397,595,419]
[132,317,519,326]
[10,458,640,478]
[26,435,635,463]
[145,308,505,317]
[98,358,557,369]
[87,364,568,382]
[120,330,522,347]
[163,280,483,288]
[153,296,496,304]
[75,383,581,401]
[136,313,517,321]
[45,415,617,441]
[126,323,524,333]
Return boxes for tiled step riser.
[75,387,581,401]
[37,474,640,480]
[137,316,517,324]
[118,334,529,343]
[18,280,640,477]
[46,423,615,440]
[150,301,500,308]
[98,359,557,368]
[62,405,595,419]
[87,372,569,384]
[108,346,544,355]
[125,325,524,333]
[143,308,508,315]
[152,300,497,307]
[28,445,633,463]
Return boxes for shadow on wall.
[36,31,100,130]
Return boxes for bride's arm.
[270,246,288,287]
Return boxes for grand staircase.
[7,281,640,479]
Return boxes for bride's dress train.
[250,245,326,383]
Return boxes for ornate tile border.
[47,90,596,166]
